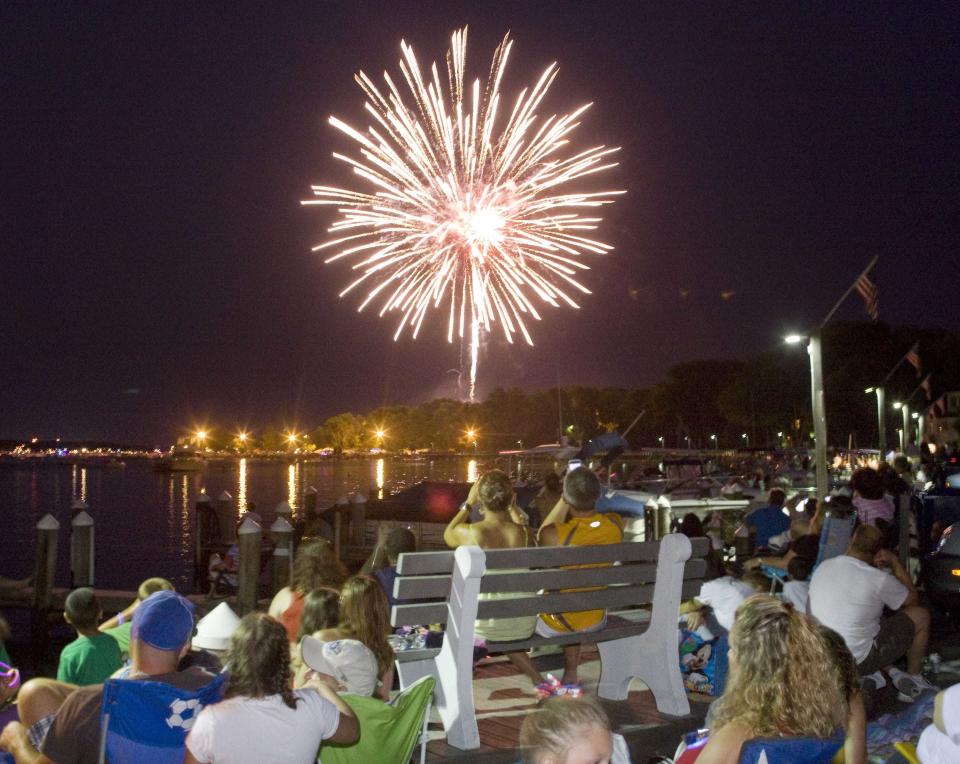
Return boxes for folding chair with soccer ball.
[737,732,844,764]
[97,672,226,764]
[318,675,435,764]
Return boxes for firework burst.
[303,27,622,399]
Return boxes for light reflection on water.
[237,458,248,515]
[4,457,476,594]
[287,463,299,514]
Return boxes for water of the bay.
[1,457,476,594]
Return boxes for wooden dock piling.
[31,514,60,654]
[236,516,261,615]
[70,509,95,587]
[270,516,294,594]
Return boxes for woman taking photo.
[444,469,541,685]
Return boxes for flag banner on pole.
[921,374,932,401]
[906,343,922,378]
[855,271,879,320]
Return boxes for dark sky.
[3,1,958,445]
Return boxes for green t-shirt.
[56,632,123,686]
[105,622,132,658]
[0,641,10,666]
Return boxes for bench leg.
[434,632,479,750]
[597,634,689,717]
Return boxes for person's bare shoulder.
[697,721,751,764]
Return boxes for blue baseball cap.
[131,590,195,651]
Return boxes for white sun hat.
[192,602,240,651]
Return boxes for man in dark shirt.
[0,591,212,764]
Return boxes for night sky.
[3,2,958,446]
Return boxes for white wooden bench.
[389,533,709,750]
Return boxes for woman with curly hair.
[185,612,357,764]
[691,594,849,764]
[269,539,349,642]
[313,575,395,700]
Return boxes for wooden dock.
[421,646,708,763]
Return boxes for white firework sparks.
[303,27,622,399]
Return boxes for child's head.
[740,570,769,593]
[339,575,392,674]
[787,555,813,582]
[138,577,174,601]
[64,587,101,631]
[298,587,341,640]
[384,527,417,565]
[519,697,613,764]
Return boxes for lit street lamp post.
[893,402,910,451]
[864,386,887,456]
[786,331,828,500]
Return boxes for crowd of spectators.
[0,456,957,763]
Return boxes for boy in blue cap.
[1,591,214,764]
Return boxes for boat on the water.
[155,447,204,473]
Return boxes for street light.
[741,433,749,448]
[710,434,718,450]
[657,435,664,448]
[865,387,887,455]
[892,401,910,450]
[784,331,828,500]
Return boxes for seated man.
[809,525,934,700]
[0,590,213,764]
[534,467,624,687]
[57,588,122,687]
[742,488,790,550]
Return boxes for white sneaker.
[889,669,938,702]
[861,671,886,692]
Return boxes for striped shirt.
[853,495,895,526]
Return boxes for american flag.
[906,343,922,378]
[856,272,879,320]
[921,374,932,401]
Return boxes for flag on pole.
[921,373,932,401]
[905,343,922,378]
[855,270,879,320]
[935,395,946,416]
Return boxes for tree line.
[184,322,960,453]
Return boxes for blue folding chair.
[813,512,856,570]
[97,673,226,763]
[738,733,843,763]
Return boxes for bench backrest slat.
[395,536,710,575]
[391,577,701,627]
[393,558,707,600]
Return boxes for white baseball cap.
[301,637,379,696]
